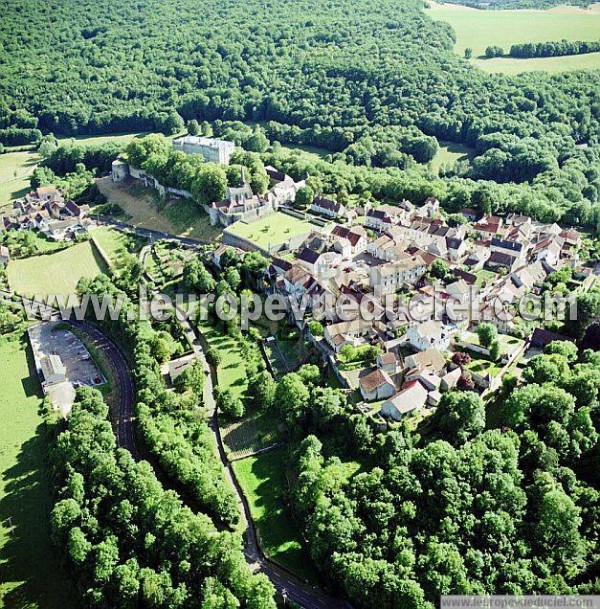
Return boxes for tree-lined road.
[7,275,347,607]
[1,291,137,457]
[170,302,349,609]
[69,320,137,458]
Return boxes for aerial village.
[2,134,597,428]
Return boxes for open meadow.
[472,51,600,74]
[7,240,108,298]
[0,151,41,210]
[56,131,147,148]
[0,335,76,609]
[232,449,320,583]
[90,226,146,267]
[428,140,475,174]
[428,2,600,73]
[0,131,175,211]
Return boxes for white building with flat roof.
[40,354,67,386]
[172,135,235,164]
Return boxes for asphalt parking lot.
[29,322,105,387]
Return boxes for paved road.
[96,217,210,248]
[6,254,347,607]
[143,281,348,608]
[137,250,351,608]
[69,320,137,457]
[1,291,137,457]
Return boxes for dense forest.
[52,266,278,609]
[283,343,600,608]
[173,245,600,608]
[3,0,600,230]
[44,384,276,609]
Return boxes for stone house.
[379,380,428,421]
[311,195,346,219]
[359,369,396,402]
[406,320,454,352]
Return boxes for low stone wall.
[223,226,311,256]
[128,165,191,200]
[166,186,192,199]
[222,231,269,255]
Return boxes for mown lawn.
[232,449,319,583]
[223,212,314,250]
[467,358,504,378]
[7,240,108,298]
[0,334,76,609]
[222,412,283,460]
[475,269,498,288]
[428,1,600,73]
[57,131,148,148]
[91,227,145,267]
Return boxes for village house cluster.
[3,141,594,429]
[224,195,593,427]
[1,185,94,241]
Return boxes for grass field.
[232,449,319,583]
[428,140,475,174]
[223,212,315,251]
[7,240,108,298]
[428,2,600,73]
[96,177,221,242]
[472,51,600,73]
[279,143,329,161]
[0,130,182,211]
[91,227,146,267]
[0,151,41,210]
[0,335,76,609]
[161,198,222,242]
[56,131,148,148]
[90,227,131,266]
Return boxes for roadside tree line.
[44,385,276,609]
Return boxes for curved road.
[0,290,138,457]
[69,320,137,458]
[5,259,347,607]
